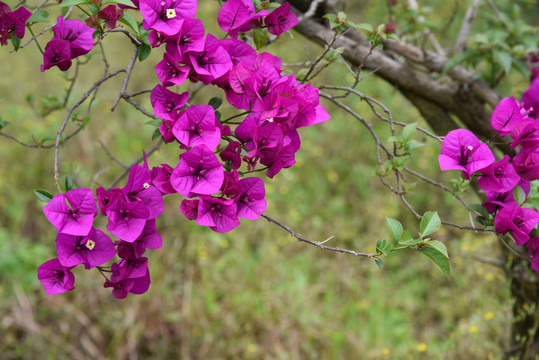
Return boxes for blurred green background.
[1,0,534,359]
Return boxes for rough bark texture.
[285,0,539,357]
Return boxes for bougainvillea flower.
[438,129,495,179]
[41,39,73,72]
[220,170,240,198]
[196,195,240,233]
[490,97,523,136]
[53,17,95,58]
[522,77,539,119]
[56,228,116,269]
[219,141,242,170]
[482,190,516,214]
[165,18,205,59]
[98,4,119,30]
[512,148,539,182]
[104,262,150,299]
[43,188,97,236]
[264,2,299,36]
[477,155,520,193]
[527,237,539,273]
[150,84,189,120]
[262,128,301,178]
[116,257,149,279]
[0,3,31,43]
[140,0,197,36]
[183,34,233,85]
[159,119,177,143]
[155,52,189,87]
[217,0,255,36]
[180,199,199,220]
[151,163,176,195]
[236,177,266,220]
[494,204,539,245]
[172,104,221,150]
[510,120,539,149]
[170,145,224,198]
[122,162,164,220]
[105,195,150,242]
[37,258,75,295]
[117,220,162,259]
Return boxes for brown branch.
[111,48,139,112]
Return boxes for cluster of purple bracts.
[143,0,328,233]
[0,1,31,46]
[37,1,330,298]
[38,158,164,298]
[439,85,539,273]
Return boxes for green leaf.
[420,211,441,237]
[465,204,489,218]
[151,128,161,140]
[419,246,451,277]
[355,23,374,33]
[399,238,421,246]
[10,36,21,51]
[208,97,223,110]
[402,122,417,142]
[137,43,151,62]
[513,185,526,205]
[145,119,161,127]
[386,136,400,143]
[512,58,530,80]
[442,49,479,75]
[424,240,448,259]
[27,10,50,24]
[34,189,53,203]
[374,258,383,270]
[118,12,139,35]
[59,0,91,7]
[385,218,403,244]
[105,0,136,7]
[253,28,267,50]
[493,50,512,74]
[64,177,74,192]
[376,239,386,255]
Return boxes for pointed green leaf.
[493,51,512,75]
[10,36,21,51]
[402,123,417,142]
[442,49,479,75]
[420,246,451,277]
[387,136,401,143]
[105,0,136,7]
[424,240,448,259]
[151,128,161,140]
[27,10,50,24]
[513,185,526,205]
[376,239,386,255]
[208,97,223,110]
[64,177,74,192]
[420,211,441,237]
[355,23,374,33]
[138,44,151,62]
[34,189,53,203]
[59,0,91,7]
[253,28,267,50]
[385,218,403,244]
[118,12,139,35]
[399,238,421,246]
[465,204,489,218]
[374,258,383,269]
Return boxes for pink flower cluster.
[39,158,164,298]
[439,89,539,273]
[36,0,329,298]
[142,0,329,232]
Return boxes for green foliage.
[34,189,53,202]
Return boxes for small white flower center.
[267,117,274,122]
[166,9,177,18]
[467,145,473,151]
[85,239,96,250]
[143,182,150,189]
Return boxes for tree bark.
[285,0,539,357]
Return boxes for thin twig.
[111,48,139,112]
[261,214,377,260]
[54,69,126,183]
[99,141,128,168]
[107,140,162,189]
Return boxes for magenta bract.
[494,204,539,245]
[438,129,494,179]
[38,258,75,295]
[43,188,97,236]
